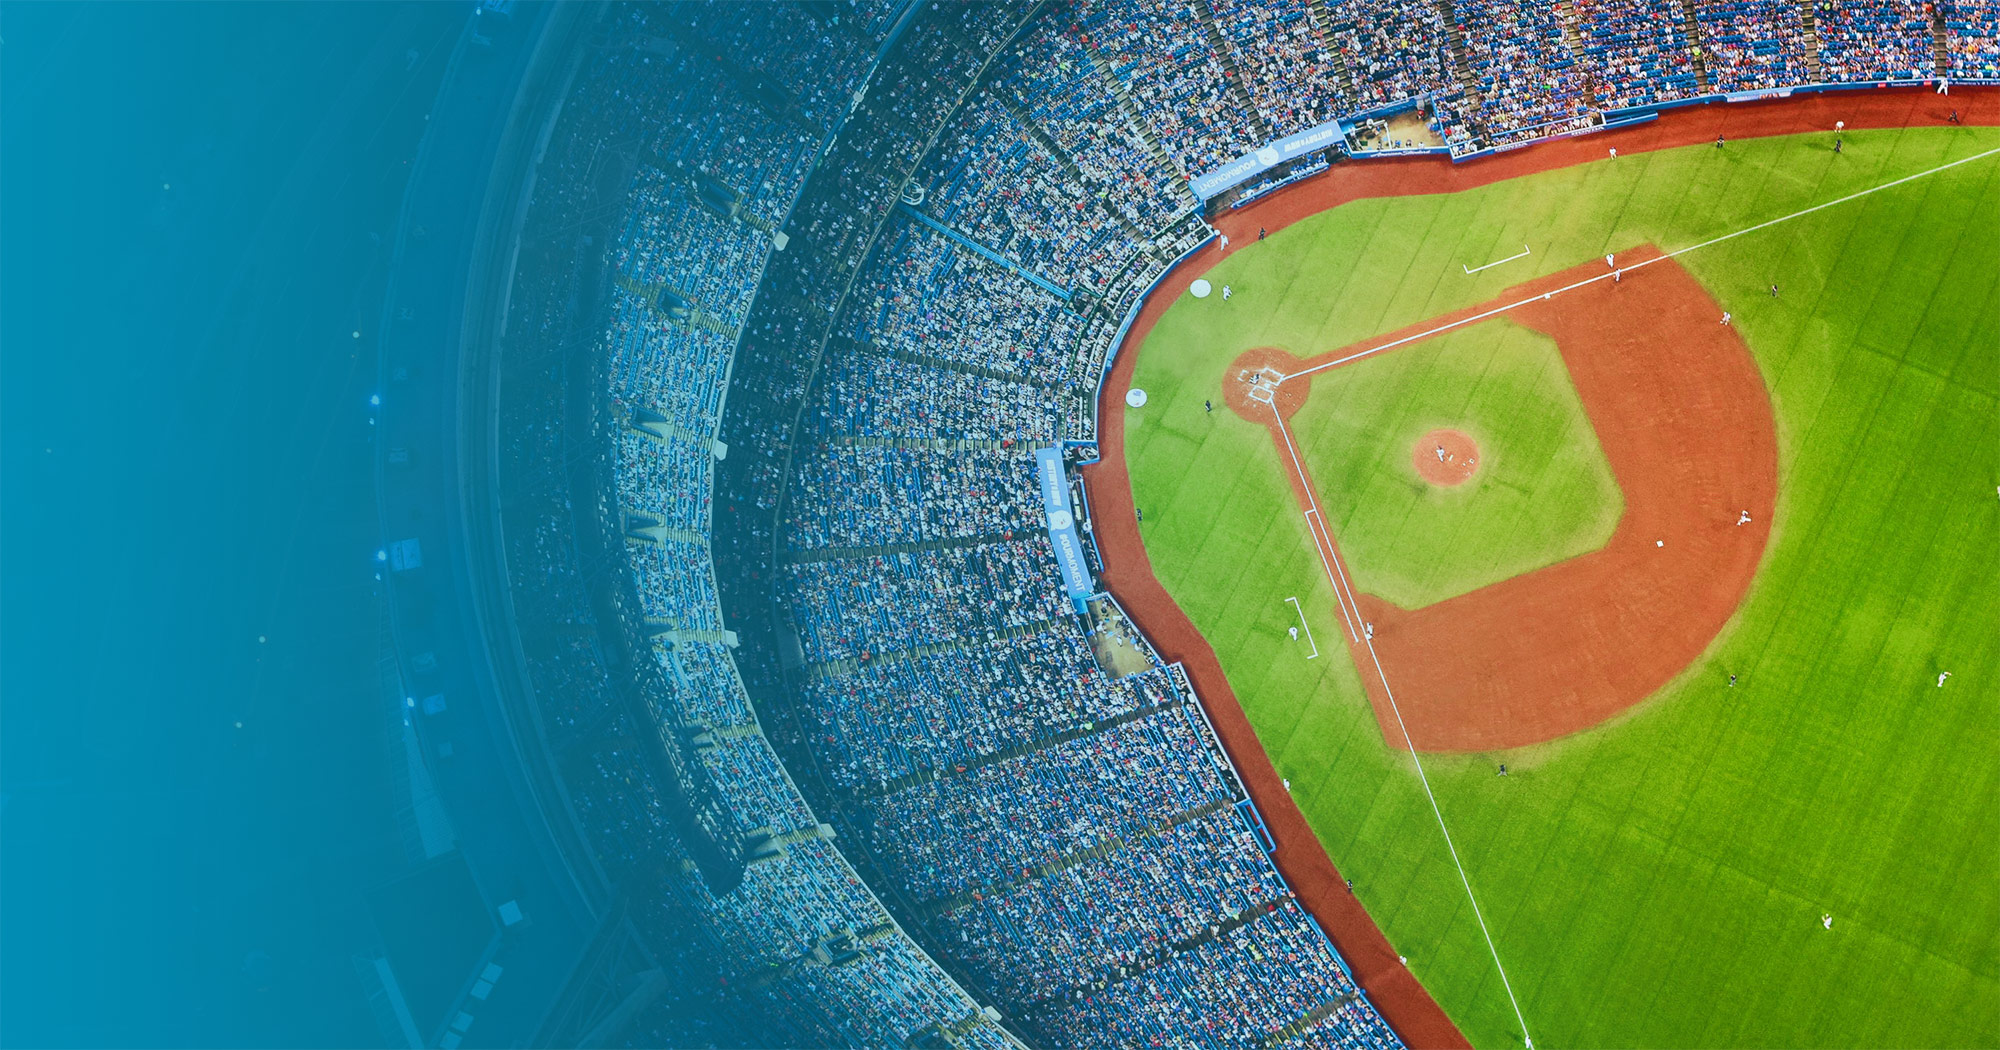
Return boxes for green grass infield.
[1287,317,1621,610]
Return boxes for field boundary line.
[1284,596,1320,659]
[1269,399,1536,1048]
[1464,244,1532,274]
[1284,144,2000,382]
[1272,406,1363,642]
[1306,508,1365,642]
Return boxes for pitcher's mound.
[1414,429,1479,486]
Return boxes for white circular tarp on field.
[1190,279,1212,298]
[1126,388,1148,407]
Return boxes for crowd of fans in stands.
[1693,0,1816,90]
[498,5,1025,1048]
[1213,0,1355,136]
[495,0,2000,1046]
[1457,0,1600,143]
[1814,0,1936,81]
[993,0,1990,163]
[1945,0,2000,77]
[1046,899,1396,1050]
[917,96,1148,295]
[1574,0,1702,109]
[1080,0,1267,172]
[784,538,1069,665]
[783,446,1042,551]
[799,621,1151,787]
[849,217,1087,383]
[810,351,1061,442]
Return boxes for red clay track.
[1082,87,1994,1049]
[1248,248,1777,752]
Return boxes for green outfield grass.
[1285,318,1621,609]
[1125,128,2000,1048]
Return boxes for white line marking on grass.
[1284,596,1320,659]
[1269,399,1536,1049]
[1305,507,1371,643]
[1303,508,1359,642]
[1285,144,2000,383]
[1270,404,1361,642]
[1464,243,1531,274]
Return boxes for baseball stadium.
[10,1,2000,1048]
[186,0,1996,1046]
[447,1,2000,1047]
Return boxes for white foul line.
[1464,243,1531,274]
[1285,144,2000,383]
[1271,403,1361,643]
[1284,596,1320,659]
[1268,398,1536,1048]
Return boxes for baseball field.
[1118,123,2000,1048]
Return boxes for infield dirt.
[1412,430,1480,487]
[1238,248,1777,752]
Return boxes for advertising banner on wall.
[1188,117,1350,199]
[1035,447,1093,611]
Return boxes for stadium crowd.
[916,96,1150,295]
[783,445,1043,551]
[849,217,1087,383]
[1079,0,1267,172]
[1813,0,1936,83]
[1574,0,1702,109]
[496,5,1025,1047]
[784,538,1069,665]
[1212,0,1355,136]
[799,622,1156,788]
[1694,0,1817,91]
[1945,0,2000,77]
[1455,0,1600,144]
